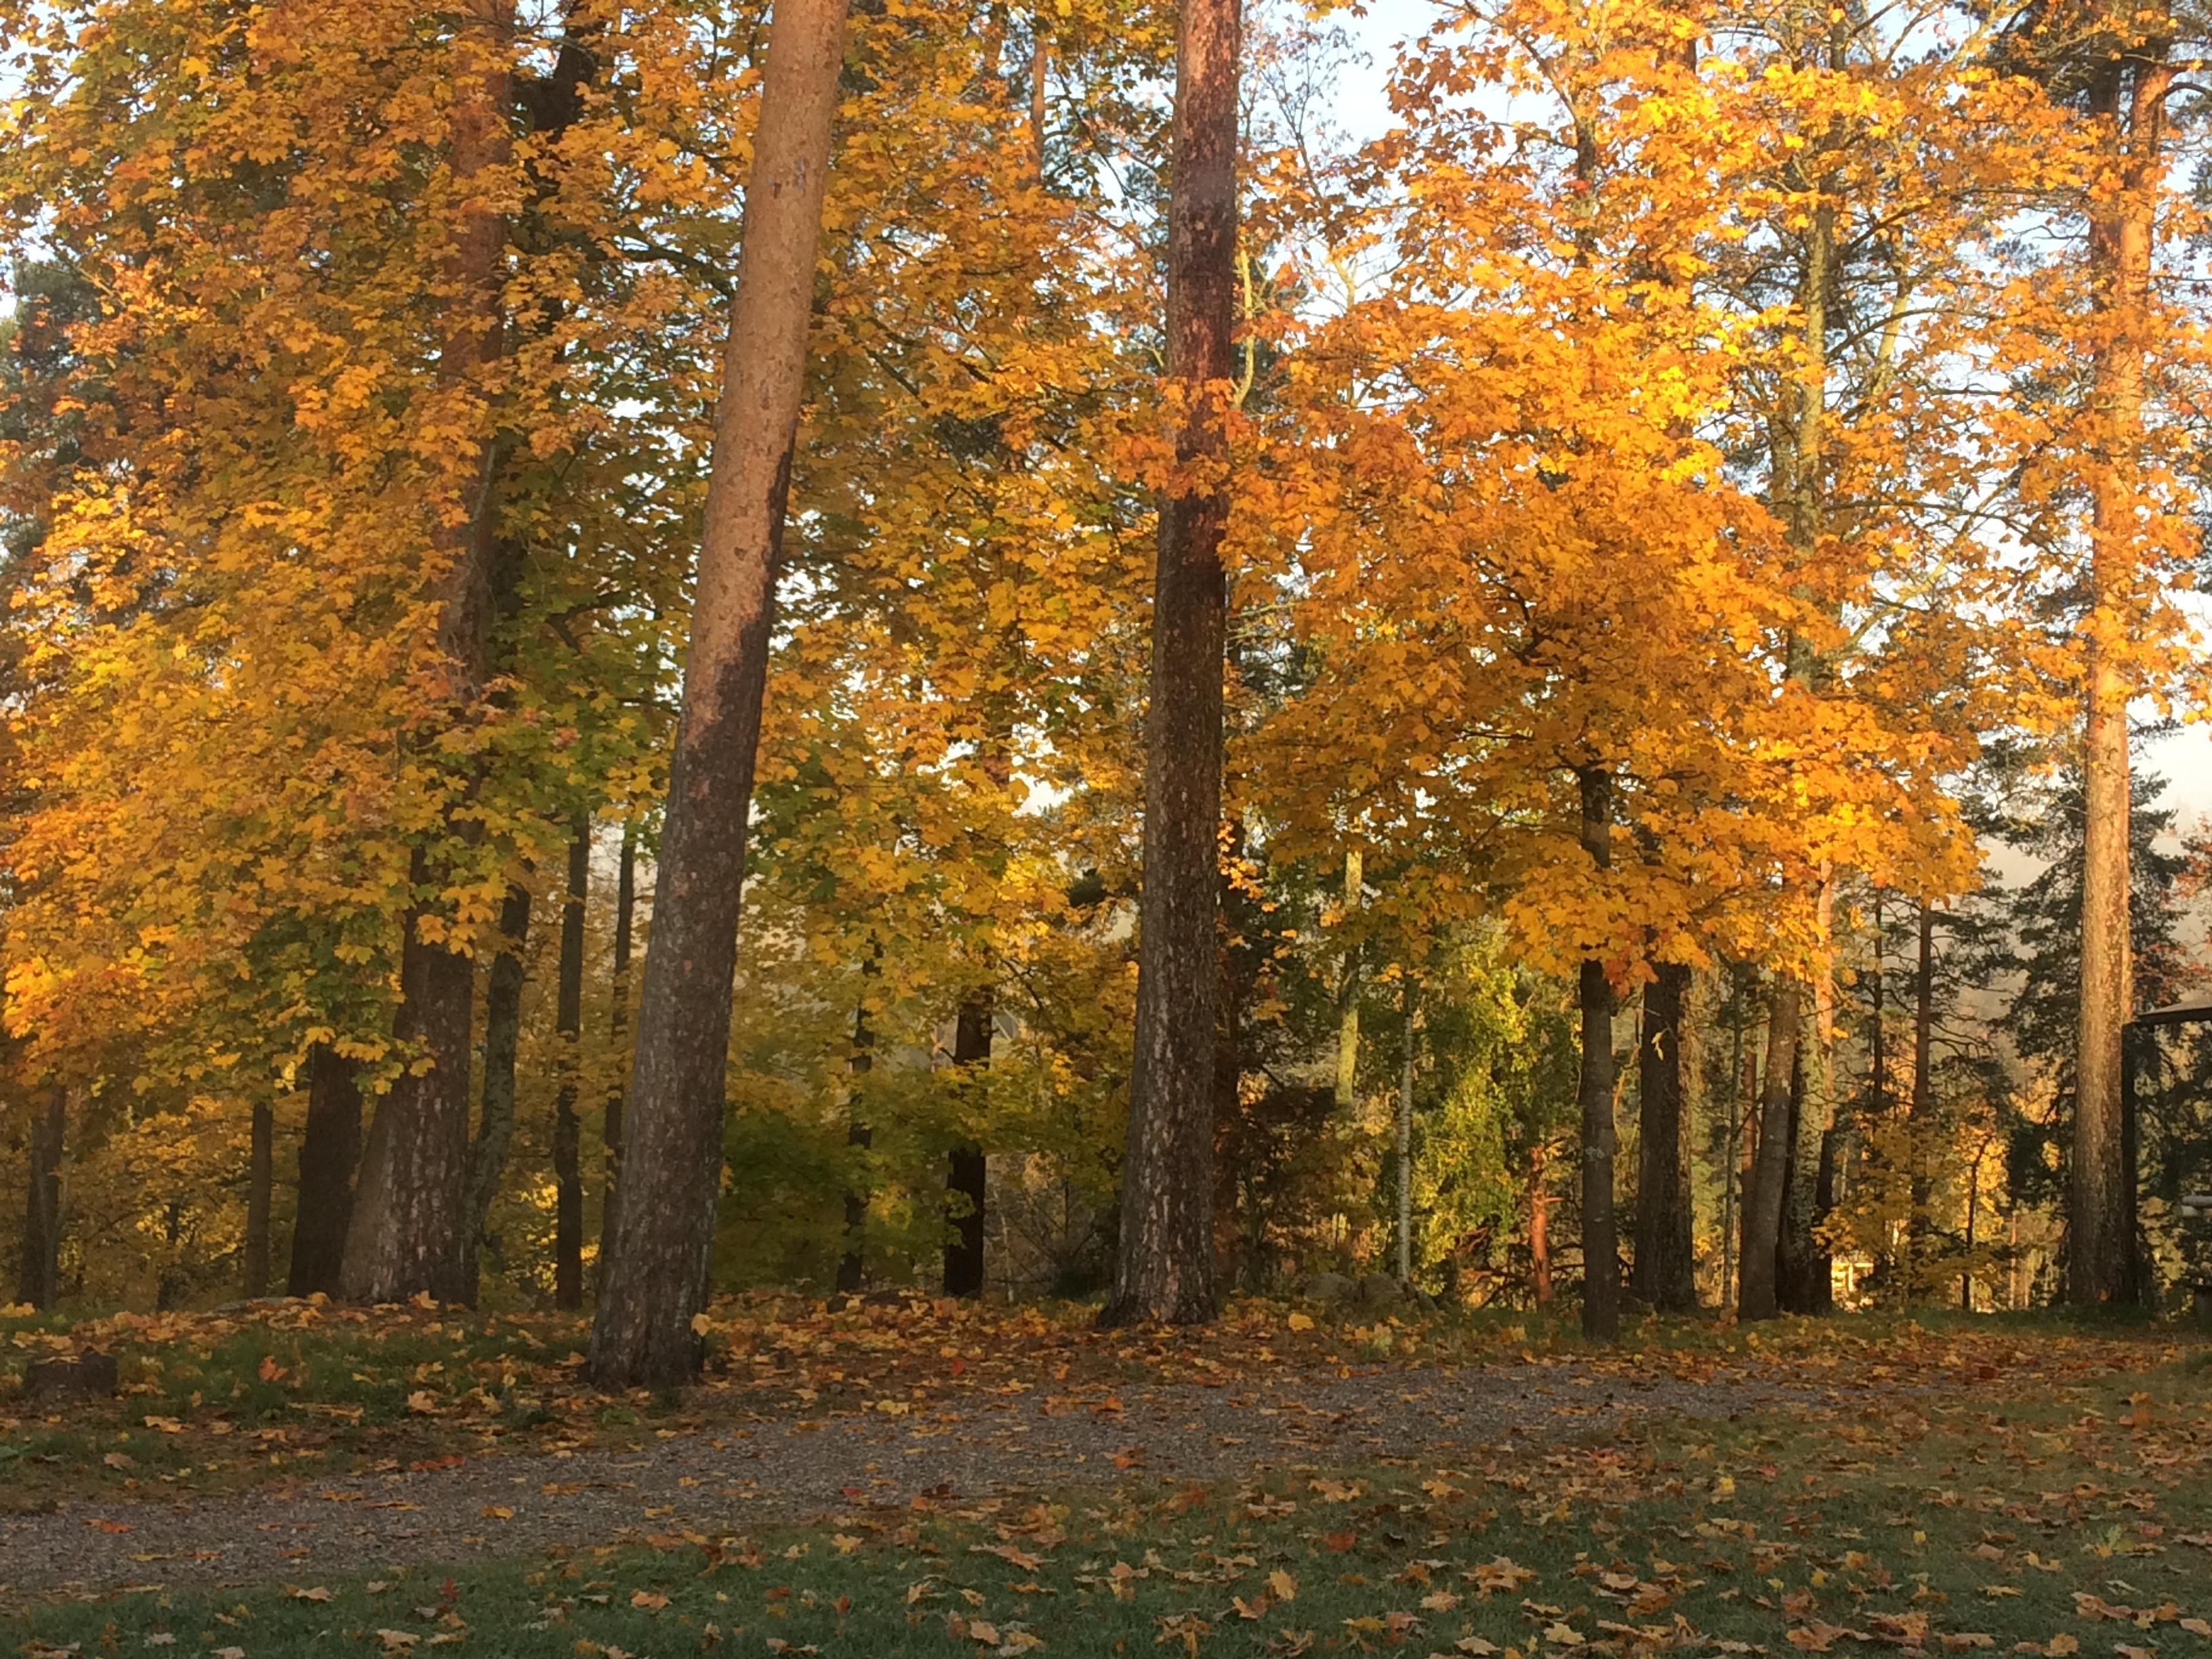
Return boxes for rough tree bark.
[1739,977,1803,1320]
[2072,45,2169,1309]
[1099,0,1239,1329]
[342,0,512,1306]
[1575,764,1620,1341]
[1633,962,1697,1311]
[1530,1139,1553,1309]
[1335,847,1362,1110]
[1780,880,1836,1315]
[1397,982,1416,1283]
[599,821,636,1275]
[1904,897,1936,1293]
[461,884,531,1303]
[588,0,849,1387]
[554,817,589,1309]
[16,1084,64,1309]
[245,1101,273,1300]
[942,990,992,1297]
[288,1046,362,1298]
[836,959,878,1297]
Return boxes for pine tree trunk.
[600,821,636,1277]
[1576,765,1620,1341]
[462,884,531,1303]
[1739,977,1801,1320]
[343,0,512,1307]
[1633,962,1697,1311]
[1100,0,1238,1330]
[943,991,992,1297]
[289,1046,362,1298]
[554,817,588,1310]
[588,0,848,1387]
[16,1084,64,1309]
[2072,54,2169,1309]
[245,1101,273,1300]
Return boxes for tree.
[1633,962,1698,1310]
[589,0,851,1389]
[1101,0,1241,1328]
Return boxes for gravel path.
[0,1359,1839,1599]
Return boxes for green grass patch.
[12,1349,2210,1658]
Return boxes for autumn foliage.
[0,0,2204,1340]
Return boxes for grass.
[9,1329,2210,1658]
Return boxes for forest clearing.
[4,0,2212,1646]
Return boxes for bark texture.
[1576,765,1619,1342]
[342,901,478,1304]
[342,0,512,1306]
[245,1101,273,1300]
[2071,49,2168,1308]
[462,884,531,1302]
[1905,899,1935,1291]
[1101,0,1240,1328]
[1632,962,1697,1311]
[836,972,877,1296]
[1396,985,1415,1283]
[588,0,848,1387]
[943,991,992,1297]
[1738,977,1802,1320]
[600,821,636,1274]
[16,1085,64,1309]
[288,1046,362,1298]
[554,818,588,1310]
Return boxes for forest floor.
[2,1299,2208,1658]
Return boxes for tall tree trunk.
[2072,51,2169,1309]
[1868,890,1888,1120]
[462,884,531,1303]
[245,1101,273,1300]
[1721,986,1744,1309]
[1779,1038,1832,1313]
[1576,765,1620,1340]
[1905,898,1936,1294]
[1633,962,1696,1311]
[1397,981,1415,1284]
[587,0,849,1388]
[554,817,589,1309]
[600,821,636,1275]
[1780,880,1836,1314]
[1101,0,1238,1329]
[344,904,479,1305]
[16,1084,64,1309]
[943,991,993,1297]
[343,1,512,1307]
[289,1046,362,1298]
[1530,1139,1553,1309]
[1739,977,1802,1320]
[1335,846,1362,1110]
[836,962,878,1296]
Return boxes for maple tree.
[0,0,2203,1370]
